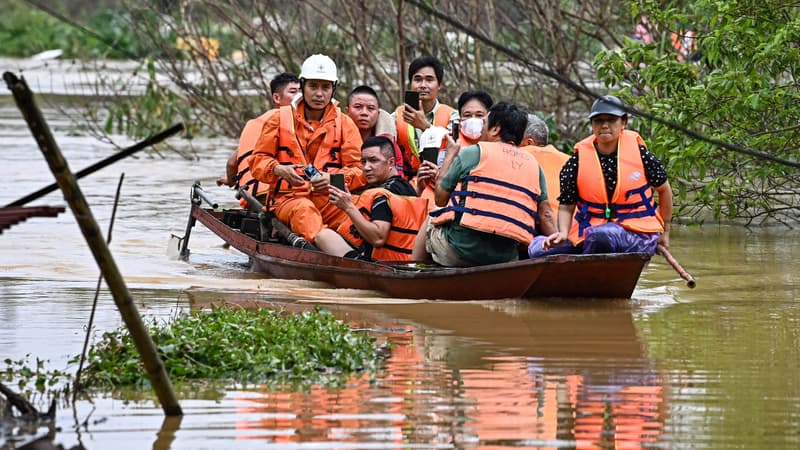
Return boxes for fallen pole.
[3,71,182,416]
[5,123,183,207]
[657,244,696,288]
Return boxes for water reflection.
[187,295,667,448]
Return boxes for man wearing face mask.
[416,90,494,204]
[249,54,366,252]
[411,102,557,267]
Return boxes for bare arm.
[328,187,391,247]
[434,135,459,207]
[542,203,576,250]
[537,200,558,236]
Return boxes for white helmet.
[299,54,338,82]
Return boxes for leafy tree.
[595,0,800,225]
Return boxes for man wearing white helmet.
[250,54,365,251]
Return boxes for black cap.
[589,95,627,119]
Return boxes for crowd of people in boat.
[216,53,672,267]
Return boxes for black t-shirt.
[379,175,418,197]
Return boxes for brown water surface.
[0,97,798,449]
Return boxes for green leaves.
[79,307,387,389]
[596,0,800,225]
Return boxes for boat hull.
[191,206,650,300]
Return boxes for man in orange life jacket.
[531,95,673,257]
[392,55,455,179]
[317,135,425,260]
[249,54,365,252]
[412,102,557,267]
[216,73,300,194]
[345,85,404,177]
[519,114,569,211]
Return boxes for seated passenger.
[519,114,569,211]
[316,136,427,261]
[249,54,365,250]
[217,72,300,207]
[412,102,557,267]
[416,90,494,201]
[345,85,404,178]
[392,55,455,179]
[530,95,672,257]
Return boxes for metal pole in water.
[3,71,183,416]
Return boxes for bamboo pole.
[3,71,182,416]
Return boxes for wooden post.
[3,72,182,416]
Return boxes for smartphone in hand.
[420,147,439,164]
[330,173,346,191]
[404,90,420,110]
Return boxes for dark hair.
[347,85,380,107]
[408,55,444,84]
[457,90,494,115]
[487,102,529,146]
[362,135,396,161]
[270,72,300,96]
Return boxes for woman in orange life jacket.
[416,90,494,205]
[530,95,673,258]
[316,136,425,261]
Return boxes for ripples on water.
[1,89,798,449]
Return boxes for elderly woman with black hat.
[529,95,673,257]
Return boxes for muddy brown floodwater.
[1,87,798,449]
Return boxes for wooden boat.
[181,184,650,300]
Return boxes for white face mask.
[461,117,484,140]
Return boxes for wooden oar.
[657,244,696,288]
[5,122,184,207]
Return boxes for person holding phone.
[411,102,557,267]
[249,54,366,251]
[316,136,425,261]
[415,90,496,202]
[392,55,455,179]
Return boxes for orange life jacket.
[234,112,272,201]
[430,142,542,243]
[395,103,454,177]
[519,144,570,209]
[568,130,664,244]
[336,188,428,261]
[273,104,343,195]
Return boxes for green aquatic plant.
[76,306,388,389]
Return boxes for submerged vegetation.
[2,307,388,399]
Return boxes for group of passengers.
[218,53,673,267]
